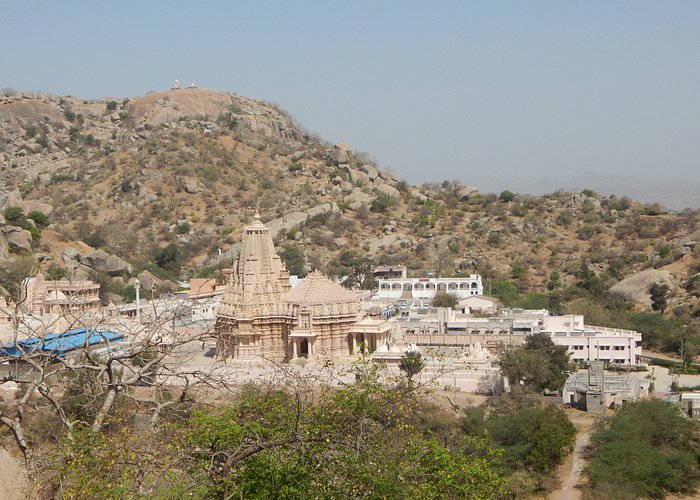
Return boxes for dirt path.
[549,410,595,500]
[0,447,29,500]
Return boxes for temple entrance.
[300,338,309,357]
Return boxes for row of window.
[571,345,627,351]
[379,282,480,290]
[572,356,629,364]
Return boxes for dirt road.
[549,410,596,500]
[0,448,28,500]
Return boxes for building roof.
[284,271,358,307]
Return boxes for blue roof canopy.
[0,328,125,359]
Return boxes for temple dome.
[284,271,359,315]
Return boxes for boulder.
[347,168,369,185]
[21,142,42,154]
[333,143,351,164]
[135,270,165,293]
[265,211,308,237]
[0,231,8,259]
[374,183,401,199]
[359,164,380,181]
[61,247,80,260]
[343,188,374,211]
[0,189,53,216]
[79,249,132,276]
[369,233,414,253]
[458,186,479,202]
[180,177,203,194]
[307,202,338,218]
[3,226,32,254]
[610,269,674,307]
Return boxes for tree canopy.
[585,399,700,498]
[499,333,571,392]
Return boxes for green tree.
[399,350,425,385]
[499,190,515,202]
[278,244,306,277]
[482,402,576,473]
[326,249,376,289]
[178,365,507,499]
[499,333,571,392]
[431,292,459,308]
[153,243,181,274]
[370,192,394,213]
[649,281,669,312]
[585,399,700,498]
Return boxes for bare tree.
[0,288,224,463]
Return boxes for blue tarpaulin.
[0,328,125,358]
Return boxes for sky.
[2,1,700,198]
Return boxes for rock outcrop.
[79,250,132,276]
[610,270,674,307]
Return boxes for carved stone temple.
[215,214,394,363]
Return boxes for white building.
[540,315,643,366]
[375,275,483,301]
[457,295,500,315]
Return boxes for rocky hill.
[1,87,699,329]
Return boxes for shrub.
[431,292,459,308]
[27,211,47,227]
[370,193,394,213]
[499,190,515,202]
[176,222,191,234]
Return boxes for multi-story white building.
[396,307,643,366]
[540,315,642,366]
[375,275,483,301]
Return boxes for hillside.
[1,87,700,353]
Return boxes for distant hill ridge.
[0,87,698,318]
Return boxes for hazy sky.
[2,1,699,194]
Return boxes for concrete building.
[679,392,700,420]
[375,275,483,301]
[540,315,643,366]
[562,362,649,411]
[23,275,101,316]
[394,307,643,365]
[457,295,500,315]
[215,214,395,363]
[372,265,407,280]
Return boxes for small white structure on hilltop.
[375,275,483,301]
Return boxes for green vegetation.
[153,243,182,275]
[467,401,575,474]
[499,190,515,202]
[499,333,571,393]
[431,291,459,308]
[47,363,509,499]
[649,281,669,312]
[278,244,306,277]
[46,263,67,281]
[369,192,395,213]
[3,206,41,241]
[326,249,376,289]
[399,350,425,385]
[585,399,700,498]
